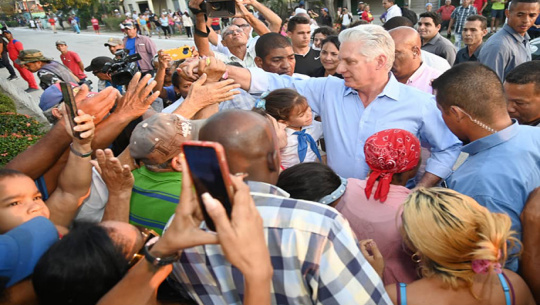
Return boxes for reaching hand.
[178,57,201,81]
[157,50,172,70]
[63,108,95,147]
[114,72,160,120]
[75,85,116,125]
[201,175,273,280]
[199,56,227,82]
[359,239,385,279]
[181,73,240,110]
[95,148,134,196]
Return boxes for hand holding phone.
[60,82,82,139]
[181,141,234,231]
[162,46,193,61]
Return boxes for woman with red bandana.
[276,128,422,285]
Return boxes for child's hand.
[359,239,385,279]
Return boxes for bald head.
[199,110,280,184]
[388,27,423,83]
[389,26,422,49]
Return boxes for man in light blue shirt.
[433,62,540,271]
[206,25,461,187]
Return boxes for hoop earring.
[411,253,421,263]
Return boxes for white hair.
[338,24,395,71]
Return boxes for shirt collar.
[343,73,400,100]
[462,120,520,155]
[407,62,427,84]
[470,43,483,59]
[424,33,441,46]
[247,180,290,197]
[502,24,530,43]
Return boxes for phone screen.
[183,144,232,231]
[59,82,81,139]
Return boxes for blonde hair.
[401,188,518,291]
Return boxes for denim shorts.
[491,9,504,19]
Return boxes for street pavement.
[1,27,195,102]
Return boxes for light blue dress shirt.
[479,24,532,81]
[446,121,540,271]
[248,68,462,180]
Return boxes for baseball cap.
[123,22,135,29]
[104,37,123,47]
[15,49,53,65]
[55,40,67,45]
[2,29,11,34]
[322,8,329,12]
[426,2,433,6]
[85,56,113,72]
[130,113,195,165]
[0,217,59,288]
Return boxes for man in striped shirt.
[169,110,391,305]
[128,113,194,235]
[448,0,478,49]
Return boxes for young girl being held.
[256,89,323,169]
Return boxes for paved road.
[2,27,195,99]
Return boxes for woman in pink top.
[337,129,421,285]
[277,129,422,285]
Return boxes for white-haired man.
[181,25,462,187]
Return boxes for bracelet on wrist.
[70,143,93,158]
[143,237,180,266]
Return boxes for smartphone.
[181,141,234,231]
[59,82,81,139]
[162,46,192,61]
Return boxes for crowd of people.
[1,0,540,304]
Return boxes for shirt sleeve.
[440,44,457,66]
[147,37,157,59]
[247,67,329,115]
[14,41,23,52]
[420,96,462,179]
[71,52,82,63]
[450,8,457,19]
[478,41,508,81]
[315,214,393,304]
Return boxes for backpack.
[401,7,418,25]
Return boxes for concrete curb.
[0,69,48,124]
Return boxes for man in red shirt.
[55,40,87,82]
[473,0,488,14]
[437,0,456,32]
[2,29,39,92]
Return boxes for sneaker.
[25,88,39,93]
[7,75,18,80]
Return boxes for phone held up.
[181,141,234,231]
[59,82,81,139]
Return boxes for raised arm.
[5,85,115,179]
[96,156,272,305]
[190,0,215,57]
[250,0,282,33]
[234,0,270,36]
[47,109,95,227]
[153,50,173,100]
[96,148,134,223]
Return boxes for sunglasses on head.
[128,226,160,267]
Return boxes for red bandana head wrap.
[364,129,421,202]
